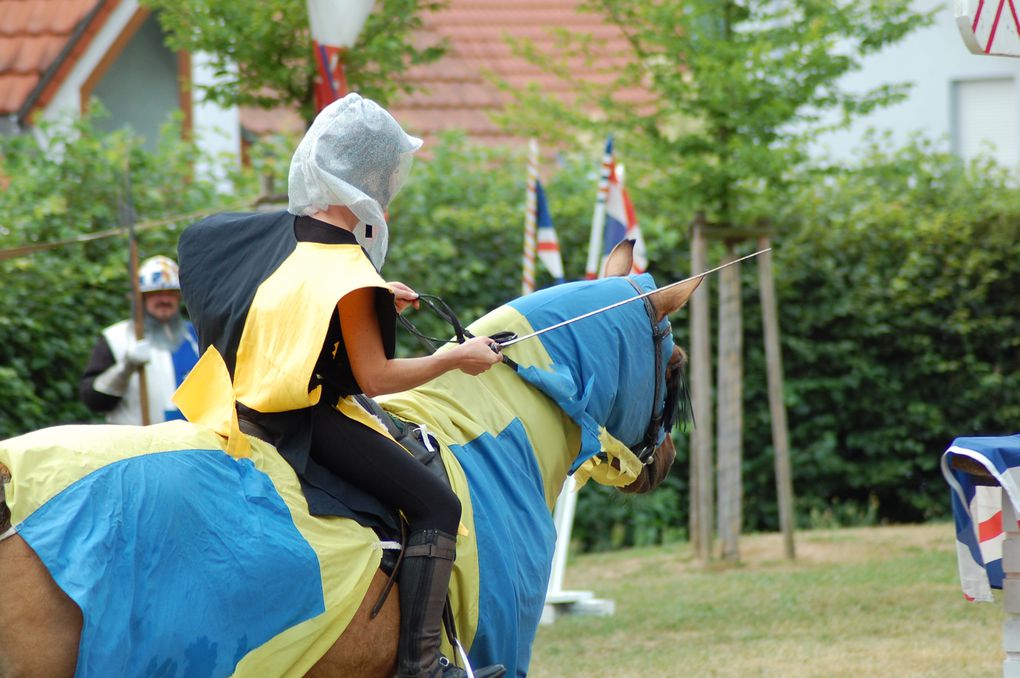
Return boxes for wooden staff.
[122,160,150,425]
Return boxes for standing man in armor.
[79,255,200,425]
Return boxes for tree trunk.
[757,237,796,560]
[689,217,714,562]
[716,244,743,562]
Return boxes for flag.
[941,435,1020,602]
[524,139,565,294]
[603,163,648,275]
[535,179,564,284]
[312,42,348,112]
[585,136,648,278]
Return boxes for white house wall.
[190,51,241,186]
[90,14,179,148]
[36,0,240,175]
[38,0,141,127]
[813,0,1020,166]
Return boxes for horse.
[0,242,699,678]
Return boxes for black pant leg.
[308,403,462,535]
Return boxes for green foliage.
[5,117,1020,549]
[0,112,243,438]
[384,133,601,352]
[570,136,1020,544]
[143,0,446,121]
[495,0,933,227]
[756,138,1020,525]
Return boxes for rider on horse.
[174,93,505,678]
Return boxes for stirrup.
[439,655,507,678]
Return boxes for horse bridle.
[400,284,683,466]
[625,279,682,465]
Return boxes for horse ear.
[651,276,703,322]
[602,239,634,277]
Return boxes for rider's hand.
[125,339,151,368]
[388,281,420,314]
[453,336,502,376]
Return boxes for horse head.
[459,239,700,503]
[600,239,696,494]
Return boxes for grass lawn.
[528,523,1001,677]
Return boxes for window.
[952,77,1019,167]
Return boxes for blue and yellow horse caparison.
[0,246,699,678]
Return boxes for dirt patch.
[569,523,956,582]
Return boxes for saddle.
[238,397,454,546]
[352,394,452,488]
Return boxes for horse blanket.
[0,274,669,677]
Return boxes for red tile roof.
[0,0,103,116]
[389,0,641,146]
[0,0,641,148]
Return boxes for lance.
[496,247,770,348]
[121,158,150,425]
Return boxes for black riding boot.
[397,529,506,678]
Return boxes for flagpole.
[584,137,613,279]
[523,139,538,295]
[121,157,150,425]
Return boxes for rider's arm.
[338,288,499,398]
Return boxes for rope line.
[0,202,252,262]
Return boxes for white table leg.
[1002,488,1020,677]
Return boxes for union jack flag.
[941,435,1020,602]
[535,179,564,284]
[585,137,648,278]
[603,160,648,275]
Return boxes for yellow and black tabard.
[174,210,399,526]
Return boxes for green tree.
[496,0,933,226]
[0,111,243,438]
[142,0,446,122]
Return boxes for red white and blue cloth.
[601,139,647,275]
[535,179,564,284]
[941,435,1020,601]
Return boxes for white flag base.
[541,477,615,625]
[540,590,616,625]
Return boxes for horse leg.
[0,535,82,678]
[306,568,399,677]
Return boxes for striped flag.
[604,163,648,275]
[524,139,564,294]
[585,136,648,278]
[535,179,564,284]
[941,435,1020,602]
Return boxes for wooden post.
[1003,490,1020,677]
[757,237,795,560]
[122,160,149,426]
[689,217,714,562]
[716,244,743,561]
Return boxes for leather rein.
[400,284,683,466]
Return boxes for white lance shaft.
[500,247,771,348]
